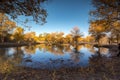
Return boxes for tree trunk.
[98,39,100,46]
[98,47,101,57]
[116,35,119,44]
[109,40,111,45]
[117,44,120,57]
[1,37,4,43]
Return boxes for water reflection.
[0,44,111,71]
[94,47,109,57]
[0,47,24,73]
[70,45,83,63]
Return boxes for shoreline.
[0,42,41,48]
[0,43,119,80]
[0,42,118,48]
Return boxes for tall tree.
[111,21,120,43]
[89,20,106,45]
[90,0,120,44]
[65,34,73,44]
[71,27,83,45]
[0,13,16,42]
[12,27,24,43]
[24,32,36,43]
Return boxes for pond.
[0,44,110,71]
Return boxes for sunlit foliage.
[71,27,83,44]
[89,21,106,44]
[24,46,37,54]
[0,13,17,42]
[24,32,36,43]
[65,34,73,44]
[12,27,24,43]
[85,35,95,43]
[90,0,120,44]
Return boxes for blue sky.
[19,0,92,37]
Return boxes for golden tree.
[71,27,83,45]
[89,20,106,45]
[12,27,24,43]
[90,0,120,44]
[0,13,16,42]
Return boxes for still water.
[0,44,110,70]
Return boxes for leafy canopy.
[0,0,48,24]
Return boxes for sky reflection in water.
[0,44,109,70]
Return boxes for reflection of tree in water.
[40,44,84,63]
[24,45,37,54]
[84,44,96,54]
[0,47,24,63]
[89,55,107,74]
[38,44,46,51]
[99,48,109,55]
[0,48,8,59]
[12,47,24,64]
[38,44,72,55]
[23,46,38,62]
[0,47,24,73]
[64,45,72,53]
[86,43,109,56]
[88,48,120,77]
[88,47,107,73]
[94,47,109,56]
[89,47,110,69]
[42,45,65,55]
[70,45,84,63]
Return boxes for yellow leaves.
[24,32,36,42]
[113,21,120,28]
[0,60,14,73]
[78,37,84,42]
[77,45,83,51]
[96,25,105,32]
[24,46,36,54]
[13,27,24,34]
[85,35,95,42]
[0,13,17,35]
[90,21,106,33]
[10,36,14,40]
[4,20,16,27]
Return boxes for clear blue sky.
[20,0,92,37]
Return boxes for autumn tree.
[90,0,120,44]
[43,33,53,44]
[65,34,73,44]
[24,32,36,43]
[55,32,64,44]
[71,27,83,45]
[0,13,16,42]
[39,34,45,41]
[24,46,37,54]
[111,21,120,43]
[85,35,95,43]
[0,0,48,24]
[12,27,24,43]
[89,20,106,45]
